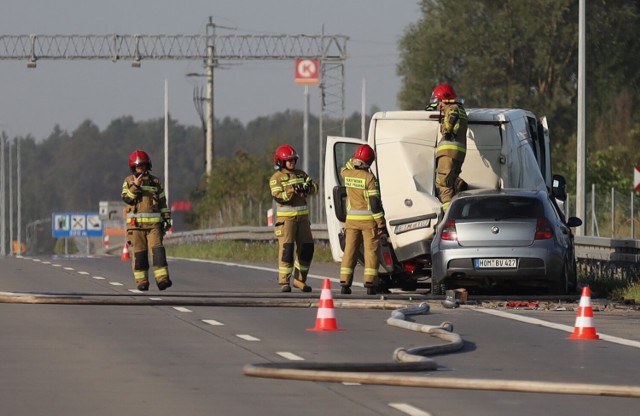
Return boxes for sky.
[1,0,421,140]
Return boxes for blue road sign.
[52,212,103,238]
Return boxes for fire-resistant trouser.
[274,215,314,288]
[340,220,380,288]
[127,226,170,287]
[435,155,463,211]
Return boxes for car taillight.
[535,218,554,239]
[441,220,457,241]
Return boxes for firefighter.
[121,150,173,291]
[427,83,468,211]
[269,144,318,292]
[339,144,385,295]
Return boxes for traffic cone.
[120,243,131,261]
[568,286,599,340]
[307,279,345,332]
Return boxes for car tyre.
[550,262,570,295]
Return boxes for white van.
[324,109,567,291]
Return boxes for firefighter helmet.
[430,83,457,104]
[128,150,152,173]
[353,144,375,166]
[274,144,299,167]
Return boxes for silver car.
[430,189,582,295]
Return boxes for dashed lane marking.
[63,267,74,271]
[93,276,106,280]
[388,403,432,416]
[203,319,224,326]
[276,352,304,361]
[108,282,123,286]
[78,271,90,275]
[236,334,260,341]
[173,307,192,313]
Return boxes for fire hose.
[244,303,640,398]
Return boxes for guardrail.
[165,226,639,282]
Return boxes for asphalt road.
[1,254,639,416]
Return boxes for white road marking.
[175,257,361,287]
[63,267,74,271]
[32,259,41,262]
[342,382,362,386]
[93,276,106,280]
[173,307,192,313]
[202,319,224,326]
[476,308,640,349]
[78,271,90,275]
[128,289,143,293]
[41,261,51,264]
[388,403,432,416]
[236,334,260,341]
[108,282,123,286]
[276,352,304,361]
[52,264,61,267]
[149,297,162,300]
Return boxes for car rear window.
[449,196,544,220]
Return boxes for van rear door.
[324,136,365,262]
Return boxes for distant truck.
[323,109,568,291]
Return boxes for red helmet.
[430,83,457,104]
[353,144,375,166]
[128,150,152,173]
[274,144,299,167]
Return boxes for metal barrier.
[164,226,640,281]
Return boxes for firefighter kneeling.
[339,144,386,295]
[121,150,173,291]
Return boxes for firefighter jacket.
[269,168,318,217]
[436,101,468,163]
[121,173,171,229]
[341,158,385,229]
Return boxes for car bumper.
[431,246,565,285]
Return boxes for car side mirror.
[567,217,582,228]
[552,174,567,202]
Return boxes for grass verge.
[166,240,334,263]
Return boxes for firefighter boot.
[136,280,150,291]
[292,278,312,293]
[281,284,292,292]
[340,286,351,295]
[365,283,378,296]
[157,278,173,291]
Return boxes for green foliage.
[166,240,334,263]
[398,0,640,152]
[191,150,274,228]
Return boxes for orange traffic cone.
[307,279,345,332]
[120,243,131,261]
[568,286,599,340]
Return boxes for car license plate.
[474,258,517,268]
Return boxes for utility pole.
[205,17,215,177]
[576,0,586,235]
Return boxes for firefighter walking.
[339,144,386,295]
[121,150,173,291]
[269,144,318,292]
[428,83,468,211]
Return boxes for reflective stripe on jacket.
[340,158,385,228]
[436,102,468,162]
